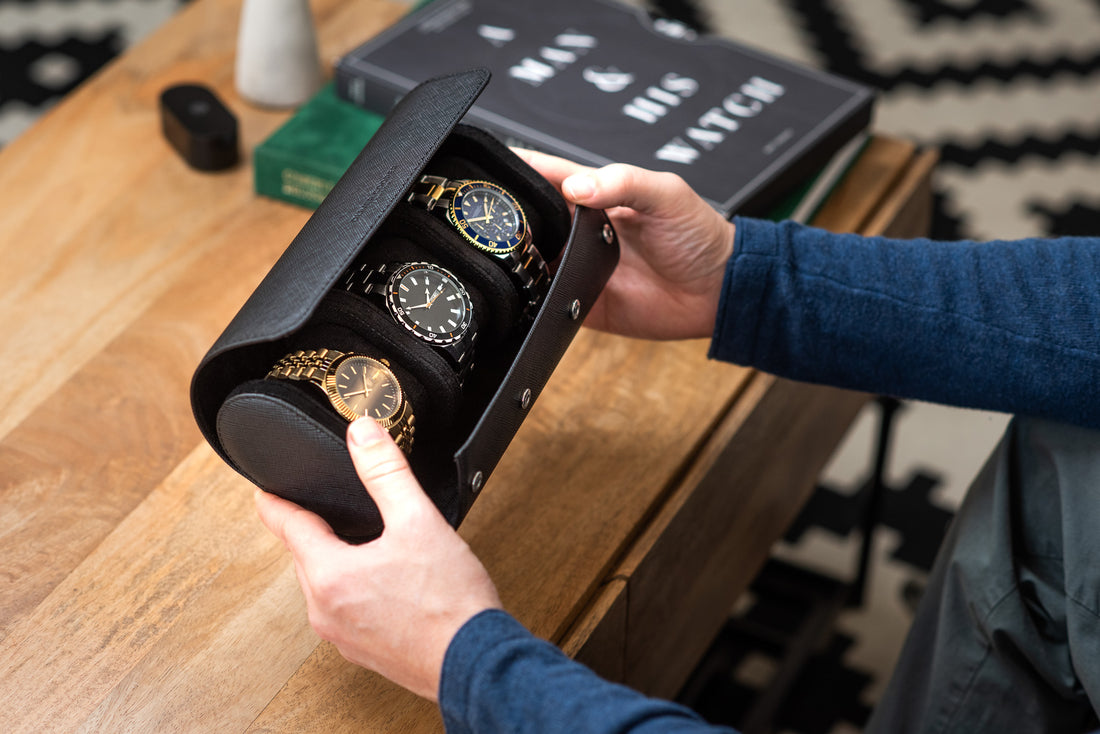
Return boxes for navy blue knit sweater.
[440,217,1100,734]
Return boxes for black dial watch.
[408,175,550,320]
[267,349,415,453]
[345,261,477,377]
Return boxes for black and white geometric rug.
[0,0,187,145]
[2,2,1097,733]
[651,0,1100,244]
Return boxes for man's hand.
[515,148,735,341]
[254,417,502,701]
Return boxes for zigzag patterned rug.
[2,2,1097,732]
[650,0,1100,243]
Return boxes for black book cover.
[335,0,875,218]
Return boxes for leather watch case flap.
[190,68,619,539]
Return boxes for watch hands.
[467,210,496,224]
[343,373,375,400]
[426,283,446,307]
[467,198,496,223]
[405,282,447,310]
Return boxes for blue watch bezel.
[447,180,528,255]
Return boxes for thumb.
[254,488,344,562]
[511,147,593,190]
[346,417,436,525]
[562,163,686,215]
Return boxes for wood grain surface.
[0,1,934,730]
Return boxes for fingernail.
[348,417,384,446]
[563,174,595,201]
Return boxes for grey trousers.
[865,417,1100,733]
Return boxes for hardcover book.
[252,81,866,225]
[253,83,385,209]
[334,0,875,218]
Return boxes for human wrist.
[693,217,736,338]
[438,609,520,706]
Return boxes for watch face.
[448,180,527,254]
[325,355,403,423]
[387,262,473,344]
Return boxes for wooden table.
[0,1,936,731]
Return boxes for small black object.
[160,83,239,171]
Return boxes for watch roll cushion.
[218,381,383,542]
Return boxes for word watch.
[266,349,415,453]
[408,175,550,319]
[344,261,477,377]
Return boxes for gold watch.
[267,349,415,453]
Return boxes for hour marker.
[448,319,458,327]
[400,283,409,291]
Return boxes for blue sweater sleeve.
[711,217,1100,429]
[440,610,738,734]
[438,219,1100,733]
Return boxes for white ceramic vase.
[235,0,323,108]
